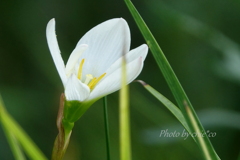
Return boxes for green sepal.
[63,100,94,123]
[51,95,96,160]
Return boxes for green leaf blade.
[119,56,131,160]
[0,97,48,160]
[137,80,193,139]
[103,96,111,160]
[1,123,26,160]
[124,1,220,159]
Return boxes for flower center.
[77,59,106,89]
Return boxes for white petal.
[104,44,148,76]
[76,18,131,78]
[87,57,144,101]
[46,18,67,85]
[65,75,90,101]
[65,44,88,77]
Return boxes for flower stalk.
[51,94,72,160]
[51,94,94,160]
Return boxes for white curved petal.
[76,18,131,78]
[65,44,88,77]
[65,75,90,101]
[46,18,67,85]
[87,57,144,101]
[104,44,148,76]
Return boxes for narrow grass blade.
[103,96,111,160]
[124,0,220,159]
[184,103,220,160]
[0,96,48,160]
[137,80,195,142]
[119,57,131,160]
[1,122,26,160]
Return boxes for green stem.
[120,56,131,160]
[103,96,111,160]
[51,94,73,160]
[51,126,72,160]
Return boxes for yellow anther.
[77,59,85,80]
[88,73,106,89]
[84,74,93,84]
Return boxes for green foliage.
[0,97,47,160]
[124,0,220,159]
[137,80,193,141]
[103,96,111,160]
[119,57,131,160]
[1,120,26,160]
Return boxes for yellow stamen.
[88,73,106,89]
[88,77,97,87]
[77,59,85,80]
[84,74,93,84]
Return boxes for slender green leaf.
[185,103,213,160]
[119,57,131,160]
[137,80,195,142]
[124,0,220,159]
[103,96,111,160]
[0,97,48,160]
[1,121,26,160]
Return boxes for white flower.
[46,18,148,102]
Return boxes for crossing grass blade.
[124,0,220,159]
[103,96,111,160]
[137,80,195,142]
[1,120,26,160]
[0,96,47,160]
[119,57,131,160]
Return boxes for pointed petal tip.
[138,44,149,52]
[119,18,128,26]
[143,44,149,56]
[140,44,149,60]
[142,43,148,48]
[50,18,55,22]
[47,18,56,28]
[106,17,128,27]
[119,17,126,22]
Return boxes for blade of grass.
[1,120,26,160]
[136,80,195,142]
[124,0,220,159]
[184,102,212,160]
[0,96,48,160]
[119,56,131,160]
[103,96,111,160]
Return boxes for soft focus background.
[1,0,240,159]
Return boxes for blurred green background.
[1,0,240,159]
